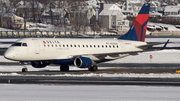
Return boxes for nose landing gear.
[20,62,28,72]
[22,65,28,72]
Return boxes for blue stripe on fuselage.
[52,59,74,65]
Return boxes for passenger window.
[117,46,118,48]
[44,45,46,47]
[74,45,76,47]
[83,45,84,47]
[63,45,65,47]
[94,45,96,48]
[106,45,107,48]
[86,45,88,47]
[67,45,69,47]
[22,43,27,47]
[70,45,72,47]
[98,45,100,48]
[59,45,61,47]
[109,45,111,48]
[102,45,104,48]
[78,45,80,47]
[90,45,92,48]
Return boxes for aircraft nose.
[4,50,14,60]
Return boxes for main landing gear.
[88,65,98,71]
[60,64,69,71]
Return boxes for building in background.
[122,0,145,16]
[164,5,180,16]
[0,13,29,29]
[16,1,44,19]
[99,3,129,31]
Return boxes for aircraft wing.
[92,51,141,57]
[68,51,142,59]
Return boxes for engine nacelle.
[31,61,49,68]
[74,57,92,68]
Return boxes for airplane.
[4,3,169,72]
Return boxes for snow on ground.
[27,23,64,31]
[0,38,19,42]
[1,69,180,78]
[0,63,180,78]
[0,84,180,101]
[0,44,11,48]
[148,22,180,32]
[0,27,13,31]
[106,49,180,63]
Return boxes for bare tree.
[49,1,54,25]
[90,17,100,35]
[70,16,81,34]
[98,18,104,35]
[81,18,89,34]
[2,1,14,13]
[68,0,87,34]
[30,0,36,22]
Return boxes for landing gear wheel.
[21,63,28,72]
[60,65,69,71]
[22,68,28,72]
[88,65,98,71]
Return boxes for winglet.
[160,39,169,50]
[118,3,150,42]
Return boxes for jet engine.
[31,61,49,68]
[74,57,92,68]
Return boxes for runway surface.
[1,67,180,86]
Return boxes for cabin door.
[32,39,40,54]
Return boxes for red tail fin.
[118,3,150,42]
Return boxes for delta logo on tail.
[119,3,150,42]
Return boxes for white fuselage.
[4,38,147,63]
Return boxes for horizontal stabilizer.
[137,40,170,50]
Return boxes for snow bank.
[0,72,180,78]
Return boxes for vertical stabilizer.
[118,3,150,42]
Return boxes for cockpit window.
[12,42,28,47]
[22,43,27,46]
[12,42,22,46]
